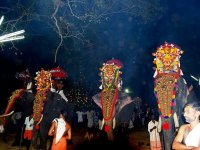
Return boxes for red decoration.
[106,59,123,68]
[2,89,25,125]
[162,121,170,130]
[104,125,110,132]
[35,124,40,130]
[50,67,68,79]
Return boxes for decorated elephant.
[153,42,190,150]
[31,68,73,150]
[0,69,35,145]
[92,59,134,141]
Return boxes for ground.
[0,126,151,150]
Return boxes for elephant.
[31,90,69,150]
[31,68,74,150]
[92,59,136,142]
[0,88,35,145]
[152,42,193,150]
[93,91,135,141]
[156,77,189,150]
[0,69,34,144]
[0,68,73,149]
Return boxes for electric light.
[124,88,129,93]
[0,16,25,43]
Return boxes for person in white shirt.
[23,115,34,150]
[76,111,85,128]
[148,115,161,150]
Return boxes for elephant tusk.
[113,117,116,129]
[0,111,14,117]
[100,119,105,130]
[173,112,179,129]
[36,115,43,125]
[157,116,162,133]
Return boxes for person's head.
[60,110,68,121]
[150,115,156,122]
[183,101,200,123]
[56,79,64,90]
[151,115,155,120]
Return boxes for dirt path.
[0,127,150,150]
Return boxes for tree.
[0,0,166,62]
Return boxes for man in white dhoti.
[172,101,200,149]
[148,115,162,150]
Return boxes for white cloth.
[76,111,84,123]
[86,111,94,128]
[26,82,32,90]
[12,112,22,124]
[15,112,22,120]
[51,87,56,92]
[185,123,200,147]
[148,120,160,141]
[0,125,4,133]
[128,120,134,129]
[57,90,68,102]
[53,118,66,144]
[24,116,34,130]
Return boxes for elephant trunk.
[105,120,114,141]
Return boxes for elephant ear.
[174,77,188,125]
[92,93,102,109]
[187,88,198,103]
[115,92,133,115]
[115,96,135,123]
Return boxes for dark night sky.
[1,0,200,109]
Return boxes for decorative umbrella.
[106,59,123,68]
[50,67,68,79]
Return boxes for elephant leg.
[31,123,41,149]
[12,118,24,146]
[32,128,38,148]
[2,125,8,142]
[40,121,51,150]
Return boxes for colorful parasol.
[50,67,68,79]
[106,59,123,68]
